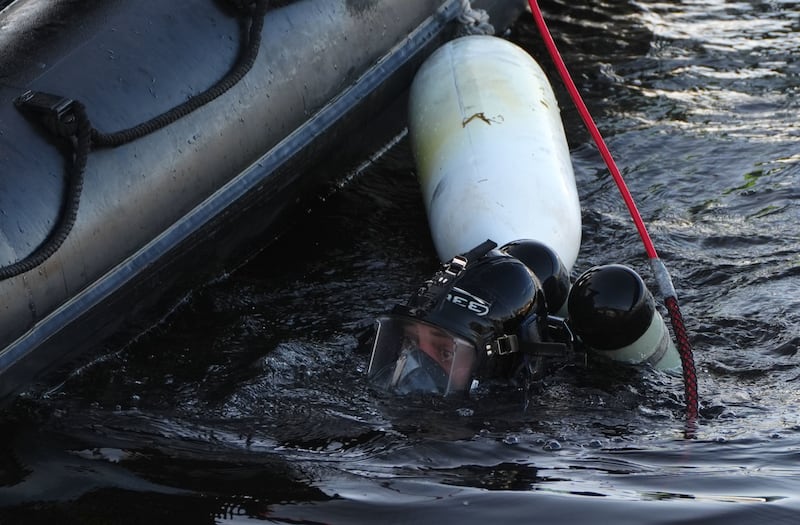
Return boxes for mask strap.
[491,315,574,358]
[408,239,498,315]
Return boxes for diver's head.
[367,241,547,396]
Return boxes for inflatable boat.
[0,0,526,403]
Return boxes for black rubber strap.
[409,239,498,314]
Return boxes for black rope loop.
[91,0,269,148]
[2,0,270,280]
[0,101,91,280]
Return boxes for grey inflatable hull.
[0,0,525,403]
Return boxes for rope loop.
[4,0,270,280]
[457,0,494,35]
[92,0,268,147]
[0,99,91,280]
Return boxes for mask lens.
[368,316,477,395]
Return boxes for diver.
[367,238,681,396]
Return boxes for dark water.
[2,1,800,523]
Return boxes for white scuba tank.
[408,35,582,271]
[408,36,680,372]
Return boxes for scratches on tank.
[462,112,504,127]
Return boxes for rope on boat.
[92,0,268,147]
[0,100,91,280]
[2,0,269,281]
[457,0,495,35]
[526,0,699,424]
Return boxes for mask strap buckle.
[442,239,496,279]
[414,240,499,313]
[443,254,468,278]
[489,334,519,356]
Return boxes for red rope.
[526,0,698,422]
[526,0,657,259]
[665,296,699,420]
